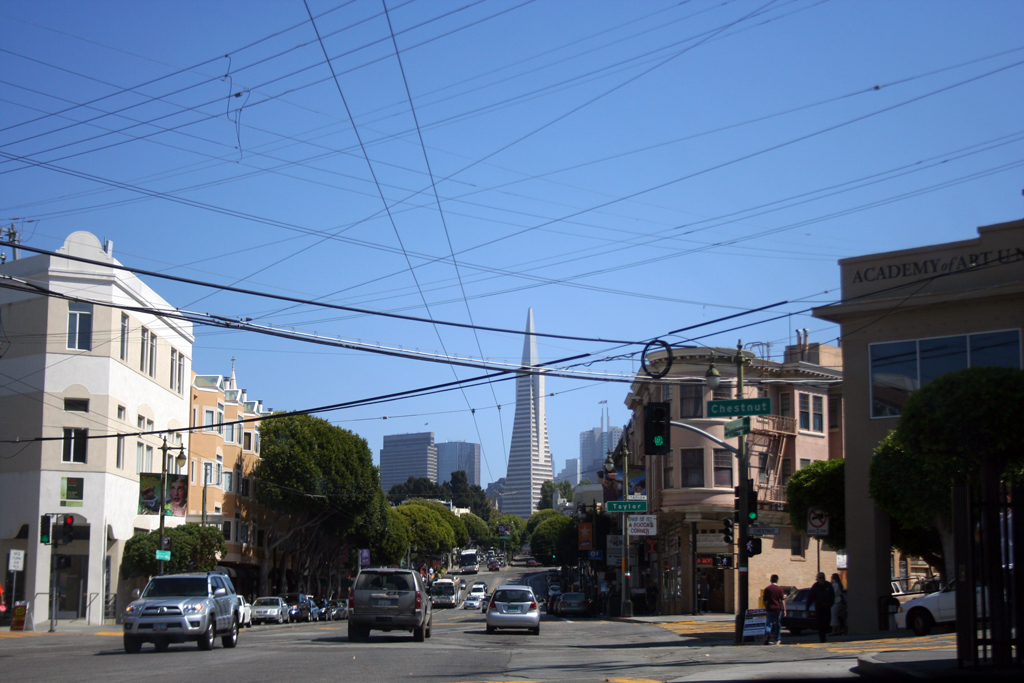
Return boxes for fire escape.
[746,414,797,510]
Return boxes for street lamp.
[613,445,634,619]
[706,342,753,645]
[158,436,187,575]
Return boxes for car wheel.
[531,626,540,636]
[123,635,142,654]
[787,628,803,636]
[222,617,239,648]
[197,622,215,651]
[277,614,284,625]
[486,625,494,634]
[153,639,169,652]
[426,617,432,639]
[909,609,934,637]
[413,623,426,642]
[348,623,368,642]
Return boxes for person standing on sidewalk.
[808,572,835,642]
[830,573,845,635]
[763,575,787,645]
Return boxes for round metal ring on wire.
[640,339,673,379]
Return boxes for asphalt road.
[0,565,916,683]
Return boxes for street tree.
[536,480,575,510]
[490,513,524,550]
[404,499,469,548]
[387,477,449,505]
[450,470,497,520]
[254,413,379,593]
[870,366,1024,581]
[460,512,493,547]
[394,503,456,558]
[529,515,577,566]
[526,508,561,536]
[121,524,225,579]
[786,458,846,550]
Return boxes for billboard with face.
[138,474,189,516]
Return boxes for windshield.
[494,589,532,603]
[434,584,455,595]
[254,598,280,606]
[356,572,414,591]
[280,594,302,605]
[142,577,208,598]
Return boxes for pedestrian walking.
[807,572,835,642]
[762,575,786,645]
[829,573,845,635]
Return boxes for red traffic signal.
[62,515,75,543]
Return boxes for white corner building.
[0,232,193,629]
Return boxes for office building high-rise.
[436,441,480,487]
[379,432,436,493]
[579,407,622,480]
[503,309,553,519]
[554,457,581,487]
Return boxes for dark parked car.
[554,592,589,617]
[348,568,433,642]
[781,587,845,636]
[280,593,312,623]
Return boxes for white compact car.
[895,580,981,636]
[485,585,540,635]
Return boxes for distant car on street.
[485,585,540,635]
[251,596,288,625]
[554,592,589,618]
[526,558,538,567]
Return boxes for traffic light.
[747,479,758,522]
[62,515,75,543]
[643,402,671,455]
[746,537,762,556]
[161,537,172,552]
[40,515,51,544]
[722,518,734,544]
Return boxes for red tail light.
[415,591,422,609]
[488,598,497,611]
[530,601,537,611]
[348,596,354,610]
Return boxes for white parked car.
[251,596,288,625]
[895,580,981,636]
[238,596,253,628]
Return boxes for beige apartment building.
[813,217,1024,634]
[187,366,265,599]
[622,339,843,615]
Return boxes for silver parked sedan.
[485,586,540,635]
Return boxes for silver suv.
[348,568,432,642]
[122,572,241,652]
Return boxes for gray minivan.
[348,568,432,642]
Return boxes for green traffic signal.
[653,435,664,446]
[40,514,51,544]
[748,510,758,521]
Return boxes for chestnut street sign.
[707,397,771,417]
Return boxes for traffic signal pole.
[734,345,749,646]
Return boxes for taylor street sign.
[748,526,780,536]
[155,550,171,561]
[606,500,648,512]
[707,397,771,417]
[724,416,750,438]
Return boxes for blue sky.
[2,0,1022,487]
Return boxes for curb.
[856,652,925,679]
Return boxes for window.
[812,396,824,432]
[190,459,195,484]
[203,462,213,486]
[116,436,125,469]
[679,385,703,419]
[799,393,810,430]
[170,349,178,389]
[148,332,157,377]
[791,532,805,557]
[120,313,130,360]
[176,353,185,394]
[204,410,215,432]
[800,458,811,470]
[828,396,840,431]
[781,459,792,485]
[713,450,733,488]
[679,448,704,487]
[67,303,93,350]
[117,405,126,421]
[217,403,224,435]
[254,427,260,454]
[62,428,88,463]
[870,330,1021,418]
[225,421,234,443]
[64,398,89,412]
[216,455,223,486]
[712,384,732,401]
[239,518,250,545]
[223,470,233,494]
[780,392,791,418]
[222,521,232,542]
[243,431,252,451]
[240,477,251,498]
[236,421,244,444]
[145,445,153,472]
[136,442,145,473]
[661,384,672,403]
[139,327,149,372]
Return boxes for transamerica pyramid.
[503,309,552,519]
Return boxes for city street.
[0,567,958,682]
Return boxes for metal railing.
[752,414,797,434]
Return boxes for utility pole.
[734,342,750,645]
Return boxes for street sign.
[155,550,171,561]
[807,508,829,536]
[627,515,657,536]
[8,549,25,572]
[724,416,750,438]
[627,493,647,501]
[748,526,780,536]
[707,397,771,417]
[606,500,647,512]
[587,550,604,561]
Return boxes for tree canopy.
[526,508,561,535]
[460,512,493,547]
[536,480,574,510]
[529,515,577,566]
[394,503,455,555]
[786,458,845,550]
[121,524,225,579]
[869,366,1024,581]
